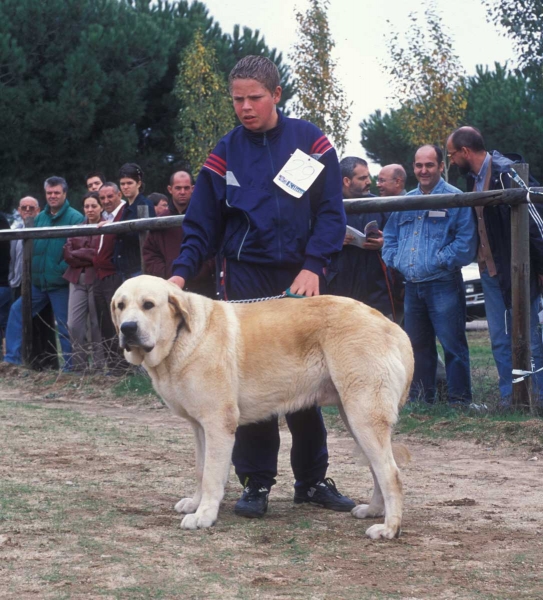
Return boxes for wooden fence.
[1,173,541,411]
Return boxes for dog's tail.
[354,443,411,467]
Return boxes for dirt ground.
[1,370,543,600]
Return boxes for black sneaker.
[294,477,355,512]
[234,481,270,518]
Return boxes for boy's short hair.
[228,55,280,94]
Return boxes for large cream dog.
[111,275,414,539]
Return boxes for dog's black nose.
[120,321,138,335]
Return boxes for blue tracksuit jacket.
[172,111,346,282]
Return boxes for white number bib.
[273,149,325,198]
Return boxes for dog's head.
[111,275,190,367]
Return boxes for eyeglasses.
[447,149,459,159]
[19,206,38,212]
[377,178,394,184]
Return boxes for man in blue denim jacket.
[383,145,477,405]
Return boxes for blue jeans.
[481,268,543,401]
[405,273,472,404]
[4,285,72,369]
[0,286,12,358]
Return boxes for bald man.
[9,196,40,299]
[377,164,407,197]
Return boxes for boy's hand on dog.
[288,269,320,297]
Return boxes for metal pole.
[511,164,531,410]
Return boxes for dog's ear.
[168,286,191,332]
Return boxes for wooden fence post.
[137,205,149,275]
[510,164,531,410]
[21,217,34,368]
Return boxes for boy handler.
[170,56,354,518]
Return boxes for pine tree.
[173,30,235,174]
[385,1,466,179]
[288,0,351,154]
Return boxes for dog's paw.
[351,504,385,519]
[174,498,199,514]
[180,511,216,530]
[365,523,401,540]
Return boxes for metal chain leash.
[225,293,287,304]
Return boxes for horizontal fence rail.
[3,174,540,412]
[1,189,543,242]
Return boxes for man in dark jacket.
[169,55,354,520]
[4,177,84,368]
[328,157,397,320]
[447,126,543,407]
[143,171,215,297]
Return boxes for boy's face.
[231,79,282,133]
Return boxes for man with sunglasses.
[9,197,40,300]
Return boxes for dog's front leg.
[181,425,234,530]
[175,420,205,515]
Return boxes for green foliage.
[360,108,418,188]
[0,0,292,210]
[0,0,173,205]
[288,0,351,154]
[173,30,235,174]
[485,0,543,79]
[359,61,543,186]
[385,1,467,179]
[465,62,543,183]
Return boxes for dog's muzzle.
[119,321,154,352]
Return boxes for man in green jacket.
[4,177,84,369]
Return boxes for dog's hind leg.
[175,419,205,515]
[181,422,235,530]
[341,402,403,540]
[337,404,385,518]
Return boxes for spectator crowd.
[1,126,541,416]
[0,165,213,375]
[1,127,542,413]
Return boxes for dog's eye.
[143,301,155,310]
[118,302,125,311]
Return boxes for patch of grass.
[112,372,157,399]
[321,405,346,432]
[284,535,310,563]
[397,400,543,445]
[293,517,312,530]
[0,482,36,521]
[101,586,171,600]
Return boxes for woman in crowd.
[63,191,105,371]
